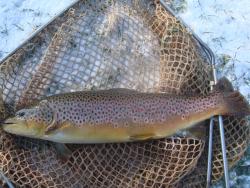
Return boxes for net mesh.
[0,0,249,187]
[177,116,250,188]
[0,129,204,188]
[212,116,249,181]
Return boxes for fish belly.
[43,123,177,144]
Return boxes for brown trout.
[2,88,250,144]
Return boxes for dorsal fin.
[107,88,139,94]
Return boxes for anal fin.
[130,133,156,141]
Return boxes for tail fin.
[221,91,250,117]
[214,77,234,92]
[213,77,250,117]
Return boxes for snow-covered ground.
[0,0,249,187]
[178,0,250,98]
[0,0,78,61]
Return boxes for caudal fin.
[222,91,250,117]
[214,77,234,92]
[213,77,250,117]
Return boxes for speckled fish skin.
[3,88,250,143]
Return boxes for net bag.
[0,0,249,187]
[0,128,204,188]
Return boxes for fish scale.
[45,90,216,127]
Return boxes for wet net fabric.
[0,0,249,187]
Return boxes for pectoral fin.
[130,133,156,141]
[54,143,72,161]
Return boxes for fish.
[2,86,250,144]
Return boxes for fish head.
[3,100,54,138]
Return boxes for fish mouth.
[2,117,26,134]
[1,118,15,125]
[2,117,40,137]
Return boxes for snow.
[0,0,78,61]
[178,0,250,97]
